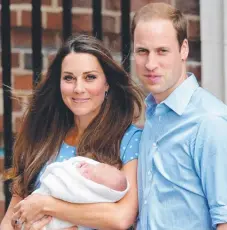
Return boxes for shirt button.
[147,171,151,176]
[144,200,147,205]
[152,143,157,147]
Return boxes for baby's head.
[77,162,127,192]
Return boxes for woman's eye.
[86,74,97,80]
[63,75,73,81]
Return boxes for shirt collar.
[163,73,199,115]
[145,73,199,116]
[145,93,156,108]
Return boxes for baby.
[30,156,129,230]
[76,161,127,192]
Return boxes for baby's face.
[77,162,127,191]
[77,162,117,183]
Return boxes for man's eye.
[136,49,148,55]
[158,49,168,55]
[63,75,73,81]
[86,74,97,80]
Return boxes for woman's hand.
[11,213,45,230]
[23,215,52,230]
[12,194,49,225]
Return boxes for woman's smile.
[72,98,90,103]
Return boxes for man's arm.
[194,116,227,228]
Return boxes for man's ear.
[180,39,189,61]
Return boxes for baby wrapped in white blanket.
[32,156,130,230]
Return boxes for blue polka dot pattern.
[55,124,142,164]
[120,125,142,164]
[35,124,142,188]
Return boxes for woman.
[0,34,144,230]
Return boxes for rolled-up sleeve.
[194,115,227,228]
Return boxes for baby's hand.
[76,162,95,180]
[76,161,88,169]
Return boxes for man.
[132,3,227,230]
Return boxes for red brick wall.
[0,0,200,220]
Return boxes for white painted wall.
[200,0,227,103]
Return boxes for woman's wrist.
[42,195,56,216]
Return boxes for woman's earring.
[105,91,108,99]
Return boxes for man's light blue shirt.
[137,74,227,230]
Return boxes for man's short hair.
[131,3,187,48]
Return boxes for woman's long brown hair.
[10,34,144,197]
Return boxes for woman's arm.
[45,160,138,229]
[16,160,138,230]
[0,194,23,230]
